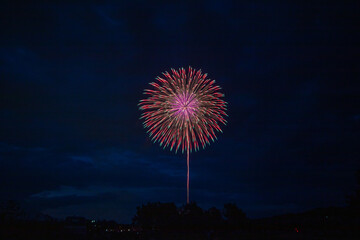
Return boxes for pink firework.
[139,67,227,203]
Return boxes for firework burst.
[139,67,227,203]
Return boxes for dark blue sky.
[0,1,359,223]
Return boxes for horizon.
[3,198,351,224]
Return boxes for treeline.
[132,202,247,232]
[1,200,360,239]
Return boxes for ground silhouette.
[1,172,360,239]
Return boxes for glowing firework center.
[171,92,199,120]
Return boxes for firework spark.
[139,67,227,203]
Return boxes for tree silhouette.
[0,200,24,222]
[348,170,360,211]
[223,203,247,229]
[178,202,205,231]
[132,202,178,231]
[204,207,223,230]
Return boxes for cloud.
[70,156,94,164]
[31,185,125,198]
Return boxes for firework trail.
[139,67,227,203]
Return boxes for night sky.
[1,1,359,223]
